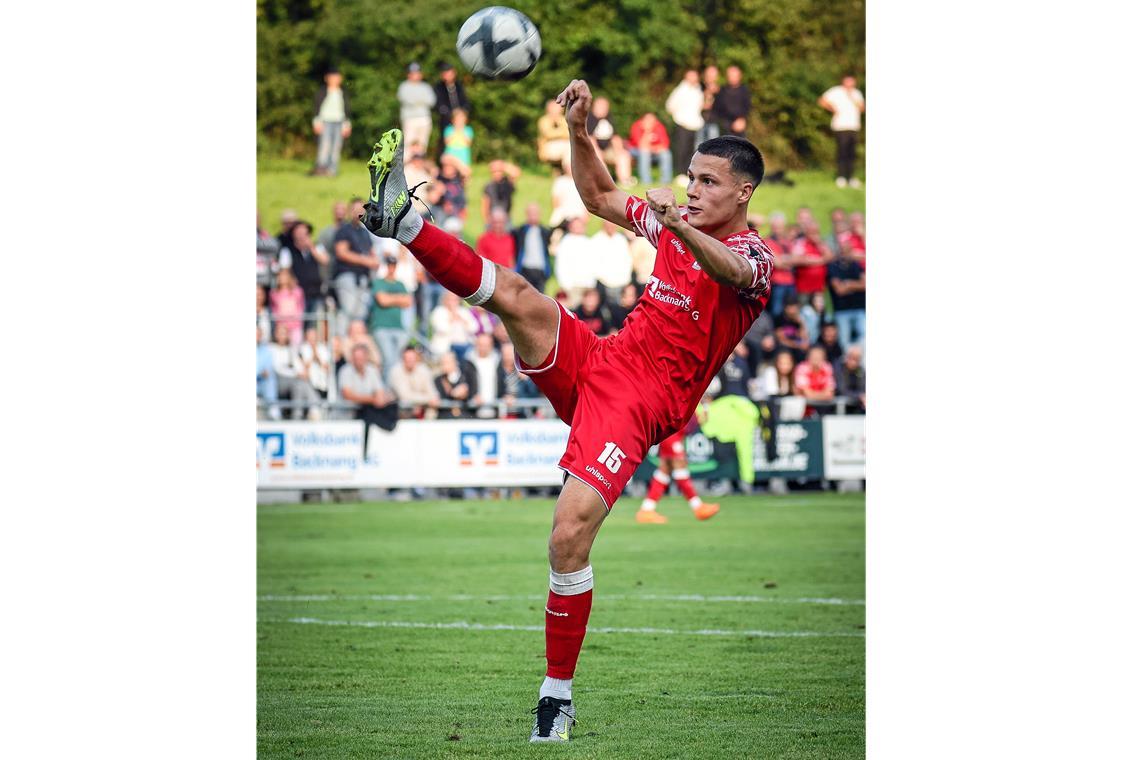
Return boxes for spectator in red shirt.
[475,208,516,269]
[766,211,798,317]
[793,346,836,402]
[841,211,866,269]
[791,219,834,297]
[628,112,673,185]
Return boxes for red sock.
[675,473,698,501]
[545,588,593,679]
[405,220,488,301]
[646,472,669,502]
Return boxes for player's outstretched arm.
[645,188,756,289]
[555,79,635,232]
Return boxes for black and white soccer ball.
[456,6,542,80]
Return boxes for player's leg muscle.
[484,265,560,368]
[548,476,608,573]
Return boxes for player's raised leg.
[530,476,608,743]
[360,128,558,367]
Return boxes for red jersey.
[475,231,516,269]
[609,196,773,433]
[767,238,795,286]
[793,237,827,294]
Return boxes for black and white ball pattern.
[456,6,542,80]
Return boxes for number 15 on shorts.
[597,442,627,473]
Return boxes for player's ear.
[738,181,755,204]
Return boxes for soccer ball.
[456,6,542,80]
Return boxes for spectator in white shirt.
[429,291,478,360]
[550,159,587,229]
[665,69,705,184]
[818,75,866,188]
[396,62,437,160]
[298,326,332,403]
[591,219,634,304]
[469,333,501,418]
[553,216,598,309]
[270,323,319,418]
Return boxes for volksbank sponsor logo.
[645,275,693,311]
[256,432,286,469]
[460,431,499,466]
[257,429,361,470]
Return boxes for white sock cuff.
[540,676,573,700]
[672,468,691,480]
[395,210,424,246]
[549,565,593,595]
[465,257,497,306]
[640,500,657,511]
[652,470,671,484]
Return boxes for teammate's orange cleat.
[636,509,669,524]
[693,503,720,521]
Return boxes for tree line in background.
[257,0,864,171]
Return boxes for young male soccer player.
[361,78,773,743]
[636,417,720,524]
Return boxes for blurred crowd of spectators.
[257,62,866,424]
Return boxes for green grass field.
[258,493,865,758]
[256,157,865,244]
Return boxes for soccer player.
[360,78,772,743]
[636,417,721,524]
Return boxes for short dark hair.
[696,135,765,187]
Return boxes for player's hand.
[313,121,323,135]
[646,187,683,230]
[555,79,592,131]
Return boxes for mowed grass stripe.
[258,493,864,758]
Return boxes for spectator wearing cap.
[312,68,352,176]
[397,62,436,160]
[433,62,471,161]
[369,254,413,383]
[276,208,299,252]
[512,203,552,293]
[476,208,516,270]
[278,220,329,327]
[482,159,521,220]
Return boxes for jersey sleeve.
[624,195,664,248]
[723,232,775,303]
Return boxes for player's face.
[684,153,751,230]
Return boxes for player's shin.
[402,220,497,306]
[640,469,670,511]
[542,565,594,700]
[673,468,702,507]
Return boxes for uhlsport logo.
[256,431,286,469]
[459,431,499,466]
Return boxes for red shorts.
[516,302,664,510]
[658,431,687,460]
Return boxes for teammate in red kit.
[361,78,773,743]
[636,416,721,524]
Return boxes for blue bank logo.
[459,431,499,466]
[256,431,286,469]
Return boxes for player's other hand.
[646,187,683,230]
[555,79,592,131]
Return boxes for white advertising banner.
[822,415,866,480]
[257,419,571,489]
